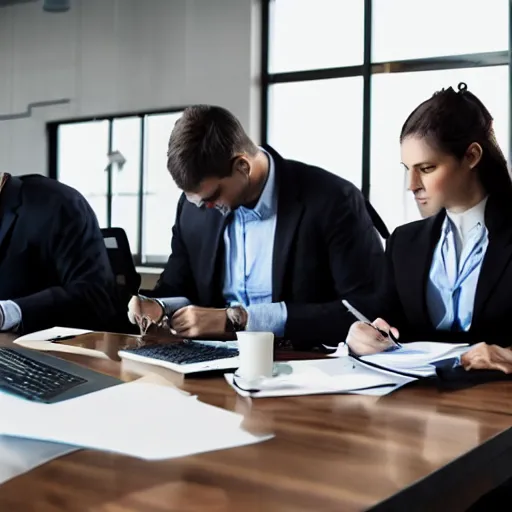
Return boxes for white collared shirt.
[446,196,489,262]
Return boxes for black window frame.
[47,106,187,267]
[260,0,512,200]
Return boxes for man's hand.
[128,295,165,332]
[346,318,400,356]
[171,306,227,338]
[460,342,512,374]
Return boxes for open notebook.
[226,342,472,398]
[355,341,471,378]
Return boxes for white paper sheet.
[14,327,92,343]
[225,358,415,398]
[0,436,76,485]
[359,342,470,377]
[0,381,272,460]
[12,326,107,359]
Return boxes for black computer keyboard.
[123,341,239,365]
[0,347,88,402]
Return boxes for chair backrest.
[100,227,141,297]
[364,199,390,240]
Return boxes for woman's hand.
[460,342,512,373]
[346,318,400,356]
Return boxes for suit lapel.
[473,197,512,322]
[266,147,304,301]
[399,212,444,329]
[0,176,22,253]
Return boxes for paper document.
[324,343,348,357]
[225,358,415,398]
[0,436,76,485]
[0,381,272,460]
[14,327,92,342]
[13,327,110,359]
[358,342,470,377]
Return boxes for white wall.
[0,0,261,176]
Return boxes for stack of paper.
[225,358,416,398]
[0,381,272,460]
[358,342,470,377]
[226,342,473,398]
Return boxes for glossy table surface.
[1,332,512,512]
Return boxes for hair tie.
[457,82,468,94]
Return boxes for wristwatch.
[225,306,248,332]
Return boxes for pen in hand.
[342,300,401,347]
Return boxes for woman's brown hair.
[400,82,512,202]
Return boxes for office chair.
[364,199,390,240]
[100,227,141,297]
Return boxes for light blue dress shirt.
[427,198,489,332]
[222,149,287,336]
[159,150,287,336]
[0,300,21,331]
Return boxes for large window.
[263,0,511,232]
[50,110,184,265]
[269,0,364,72]
[268,77,364,188]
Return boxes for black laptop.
[0,346,121,404]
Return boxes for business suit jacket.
[379,194,512,346]
[0,174,119,333]
[147,146,386,346]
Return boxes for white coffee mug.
[235,331,274,381]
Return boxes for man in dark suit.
[128,105,386,346]
[0,173,119,333]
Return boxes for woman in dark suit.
[348,82,512,373]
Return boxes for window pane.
[270,0,364,73]
[143,112,183,263]
[372,0,508,62]
[111,117,141,195]
[111,195,139,254]
[111,117,142,253]
[58,120,109,196]
[370,66,509,233]
[144,195,174,263]
[268,77,363,188]
[58,120,109,227]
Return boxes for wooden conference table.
[1,332,512,512]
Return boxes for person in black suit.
[128,105,386,346]
[347,82,512,373]
[0,173,119,333]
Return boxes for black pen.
[342,300,401,347]
[47,335,77,342]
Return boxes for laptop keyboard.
[124,341,239,365]
[0,347,87,403]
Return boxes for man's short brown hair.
[167,105,258,191]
